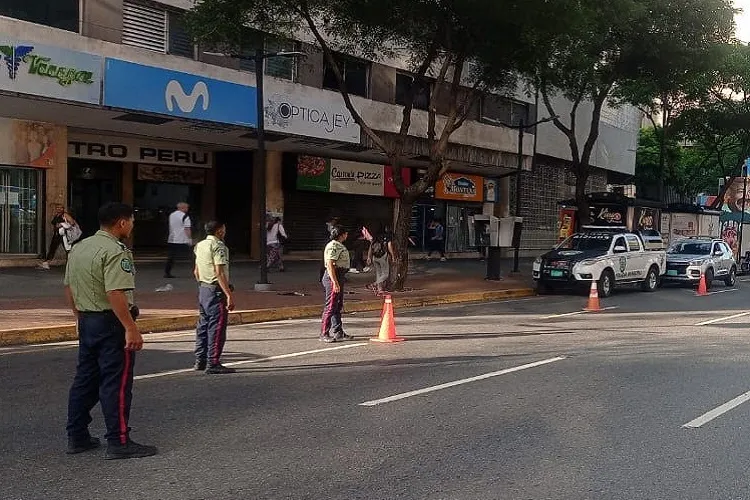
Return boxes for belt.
[79,306,139,319]
[200,282,235,291]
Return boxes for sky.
[737,0,750,42]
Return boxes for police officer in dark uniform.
[64,202,157,460]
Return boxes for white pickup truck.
[533,230,667,297]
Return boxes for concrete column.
[45,124,68,260]
[265,150,284,220]
[497,177,511,218]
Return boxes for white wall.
[535,92,639,175]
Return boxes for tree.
[529,0,735,224]
[675,43,750,207]
[185,0,555,289]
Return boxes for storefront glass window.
[0,167,40,254]
[134,181,202,249]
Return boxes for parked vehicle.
[662,237,737,289]
[532,230,667,297]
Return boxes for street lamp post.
[206,49,304,290]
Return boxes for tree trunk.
[574,166,591,226]
[390,197,414,291]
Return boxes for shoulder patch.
[121,257,133,273]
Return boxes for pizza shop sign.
[68,134,212,168]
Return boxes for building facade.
[0,0,639,266]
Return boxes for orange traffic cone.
[584,280,602,312]
[371,294,405,343]
[697,273,708,296]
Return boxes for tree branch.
[428,54,452,143]
[297,2,391,155]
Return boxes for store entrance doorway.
[68,161,122,239]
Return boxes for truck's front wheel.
[641,266,659,292]
[599,269,615,298]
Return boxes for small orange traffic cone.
[697,273,708,296]
[584,280,602,312]
[371,294,405,343]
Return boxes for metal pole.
[739,164,748,260]
[513,121,524,273]
[256,48,269,286]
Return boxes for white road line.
[134,343,368,380]
[542,307,618,319]
[685,288,738,296]
[359,356,566,407]
[694,311,750,326]
[683,389,750,428]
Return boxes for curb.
[0,288,535,347]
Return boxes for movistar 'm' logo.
[0,45,34,80]
[165,80,210,113]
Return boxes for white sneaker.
[37,262,50,270]
[349,268,360,274]
[440,257,447,262]
[363,267,372,272]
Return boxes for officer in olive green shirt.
[320,225,354,343]
[193,221,236,374]
[64,202,157,461]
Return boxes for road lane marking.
[694,311,750,326]
[542,307,618,319]
[359,356,566,407]
[683,389,750,428]
[685,288,738,296]
[134,343,368,380]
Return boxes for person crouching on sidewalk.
[320,225,354,343]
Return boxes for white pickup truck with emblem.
[532,231,667,297]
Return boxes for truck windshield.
[668,241,711,255]
[558,234,612,251]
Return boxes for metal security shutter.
[122,1,166,53]
[284,190,394,252]
[167,11,194,58]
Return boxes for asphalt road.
[4,280,750,499]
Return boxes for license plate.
[550,270,564,278]
[666,270,678,276]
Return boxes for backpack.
[371,237,387,258]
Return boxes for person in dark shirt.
[39,204,79,270]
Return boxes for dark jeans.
[195,284,229,367]
[351,240,370,270]
[321,271,345,337]
[67,312,135,446]
[427,239,445,257]
[165,243,193,276]
[45,233,63,261]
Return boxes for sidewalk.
[0,258,535,346]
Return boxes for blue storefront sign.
[103,59,257,126]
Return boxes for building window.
[122,1,167,53]
[481,95,530,127]
[0,0,79,32]
[167,11,194,58]
[0,166,41,254]
[323,55,369,98]
[395,73,431,110]
[238,30,298,81]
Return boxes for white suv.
[663,238,737,289]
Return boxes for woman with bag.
[38,205,81,270]
[266,216,288,272]
[367,227,395,296]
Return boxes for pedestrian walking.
[39,204,80,269]
[426,219,447,261]
[368,227,395,295]
[266,216,287,272]
[349,222,373,274]
[64,202,157,460]
[320,225,354,343]
[164,202,193,278]
[193,221,236,374]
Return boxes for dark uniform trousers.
[321,270,345,337]
[67,311,135,446]
[195,284,229,366]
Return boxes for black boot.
[66,436,101,455]
[105,439,158,460]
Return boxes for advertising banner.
[329,159,383,196]
[296,156,331,192]
[137,164,205,184]
[557,208,577,242]
[68,133,212,168]
[0,40,102,104]
[484,178,499,202]
[264,91,360,143]
[435,173,484,202]
[670,213,699,240]
[589,205,627,227]
[104,59,257,126]
[635,207,660,232]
